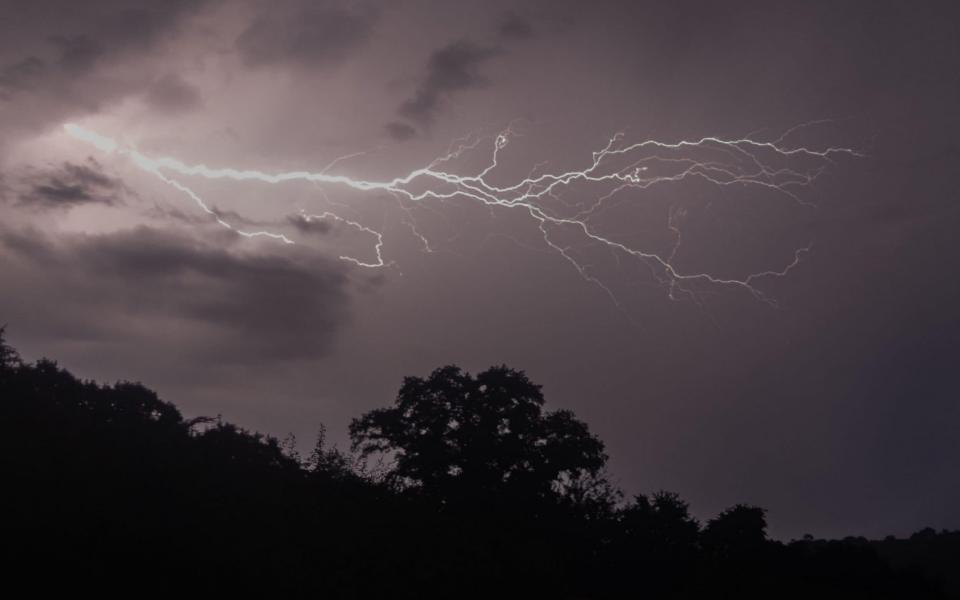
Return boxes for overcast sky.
[1,0,958,540]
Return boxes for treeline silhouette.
[0,329,956,598]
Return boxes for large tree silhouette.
[349,364,608,508]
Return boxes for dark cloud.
[0,0,209,144]
[0,225,352,364]
[49,35,105,73]
[384,121,418,142]
[91,3,202,52]
[144,73,202,113]
[15,159,125,210]
[397,40,501,127]
[288,214,333,236]
[497,11,535,40]
[382,8,537,140]
[0,1,207,86]
[236,2,378,68]
[0,57,47,94]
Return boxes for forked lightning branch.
[64,122,859,308]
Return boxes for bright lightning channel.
[62,122,860,308]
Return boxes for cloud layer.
[15,159,126,210]
[0,225,352,365]
[236,1,378,69]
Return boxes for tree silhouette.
[620,491,701,554]
[703,503,769,558]
[0,333,955,598]
[0,326,20,371]
[349,364,608,509]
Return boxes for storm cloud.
[0,0,209,147]
[144,73,203,114]
[14,159,125,210]
[497,12,535,41]
[0,225,352,365]
[235,1,378,69]
[394,40,500,132]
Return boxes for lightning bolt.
[62,121,860,308]
[299,209,388,268]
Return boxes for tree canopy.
[349,365,608,508]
